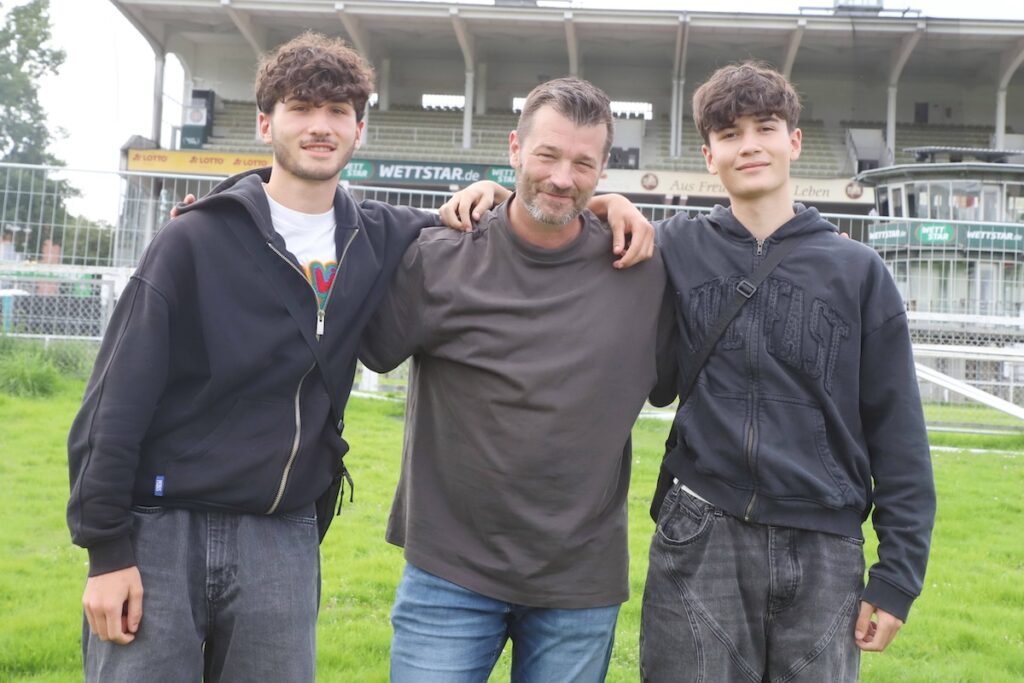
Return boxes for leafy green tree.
[0,1,104,264]
[0,0,65,164]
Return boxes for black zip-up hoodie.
[655,204,935,622]
[67,168,438,576]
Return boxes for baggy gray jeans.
[640,484,864,683]
[83,504,320,683]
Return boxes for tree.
[0,0,65,164]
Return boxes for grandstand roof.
[112,1,1024,85]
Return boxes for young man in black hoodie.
[636,61,935,682]
[443,62,935,682]
[66,33,445,681]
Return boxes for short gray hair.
[516,77,614,157]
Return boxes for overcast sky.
[27,0,1024,220]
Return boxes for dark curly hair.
[255,32,374,120]
[692,61,802,145]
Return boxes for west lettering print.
[305,260,338,309]
[687,275,850,395]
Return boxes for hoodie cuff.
[862,576,915,623]
[87,536,137,577]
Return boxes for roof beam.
[672,14,690,81]
[889,21,925,87]
[221,0,267,58]
[564,12,579,77]
[782,19,806,80]
[335,2,371,58]
[450,7,475,66]
[997,36,1024,91]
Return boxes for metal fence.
[2,162,1023,411]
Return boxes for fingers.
[82,567,143,645]
[169,193,197,219]
[855,601,903,652]
[125,579,144,637]
[614,222,655,269]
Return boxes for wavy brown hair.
[692,61,801,144]
[255,32,374,120]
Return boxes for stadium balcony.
[841,121,1001,166]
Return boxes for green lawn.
[1,380,1022,682]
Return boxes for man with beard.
[360,77,673,682]
[66,33,448,680]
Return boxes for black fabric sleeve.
[859,310,936,621]
[66,277,172,576]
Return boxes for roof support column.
[111,1,166,146]
[451,8,476,149]
[670,15,690,159]
[782,19,806,80]
[884,22,924,166]
[995,38,1024,150]
[378,57,390,112]
[476,62,487,116]
[222,0,267,58]
[564,12,580,78]
[151,51,165,145]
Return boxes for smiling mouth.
[736,162,769,171]
[302,143,337,153]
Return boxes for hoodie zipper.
[743,239,765,521]
[264,228,360,514]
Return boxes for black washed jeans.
[640,485,864,683]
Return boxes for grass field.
[1,376,1023,682]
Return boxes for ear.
[509,130,521,168]
[258,111,272,145]
[701,144,718,175]
[789,127,802,162]
[355,119,366,149]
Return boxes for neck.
[264,167,337,214]
[729,191,796,242]
[507,194,582,249]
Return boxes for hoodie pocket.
[677,387,751,486]
[756,398,852,509]
[163,398,294,509]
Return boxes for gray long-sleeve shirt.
[361,200,671,608]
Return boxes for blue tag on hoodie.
[154,475,165,497]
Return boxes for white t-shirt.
[264,186,337,308]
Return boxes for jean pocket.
[656,487,714,547]
[279,512,317,527]
[130,504,165,515]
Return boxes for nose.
[738,130,762,155]
[548,160,573,190]
[307,106,331,134]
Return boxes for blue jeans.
[83,505,320,682]
[640,485,864,683]
[390,563,620,683]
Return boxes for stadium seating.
[202,100,1006,180]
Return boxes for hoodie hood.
[174,166,362,251]
[706,203,839,243]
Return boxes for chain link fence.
[2,162,1023,414]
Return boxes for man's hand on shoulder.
[855,600,903,652]
[439,181,509,231]
[169,194,197,219]
[588,194,655,269]
[83,565,144,645]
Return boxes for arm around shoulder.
[359,239,431,372]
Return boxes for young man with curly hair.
[67,32,444,681]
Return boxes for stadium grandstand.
[2,0,1024,415]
